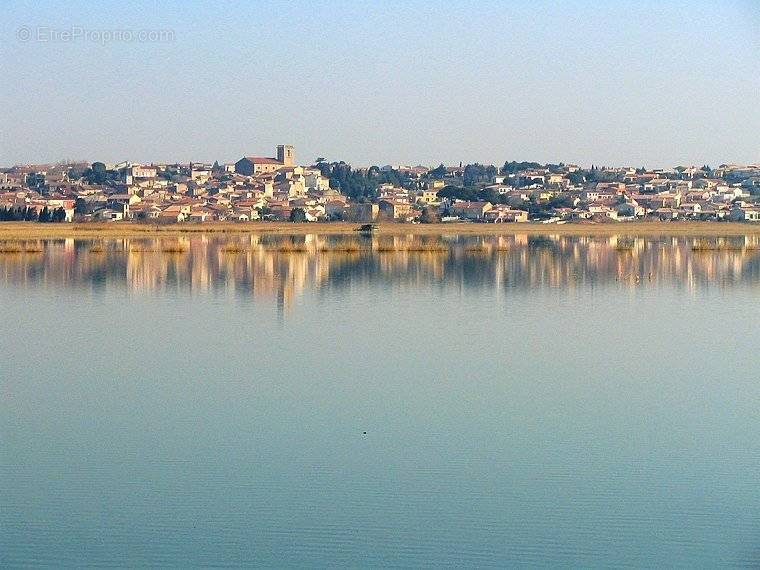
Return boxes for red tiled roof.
[242,157,282,165]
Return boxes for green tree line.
[0,206,68,222]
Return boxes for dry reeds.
[465,243,491,254]
[129,245,188,254]
[266,242,309,253]
[691,240,760,252]
[4,220,760,239]
[375,243,448,253]
[318,243,365,253]
[0,243,43,254]
[692,245,760,252]
[220,244,250,254]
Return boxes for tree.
[89,162,108,184]
[24,206,39,221]
[38,206,51,223]
[75,197,88,214]
[437,185,477,202]
[429,164,447,179]
[548,193,576,208]
[328,209,344,221]
[463,163,496,186]
[501,161,542,174]
[289,207,307,222]
[68,166,86,181]
[420,206,440,224]
[320,161,378,201]
[437,185,460,200]
[52,207,67,222]
[476,187,499,204]
[158,165,179,180]
[26,173,45,189]
[0,206,15,221]
[82,161,120,185]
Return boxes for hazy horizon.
[1,0,758,169]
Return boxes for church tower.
[277,144,295,166]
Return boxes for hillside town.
[2,145,760,224]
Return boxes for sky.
[1,0,759,169]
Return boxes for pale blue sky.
[1,0,758,168]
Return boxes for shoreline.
[1,221,760,239]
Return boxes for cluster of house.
[1,148,759,223]
[430,164,760,223]
[569,173,760,222]
[0,146,340,223]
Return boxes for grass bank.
[1,221,760,239]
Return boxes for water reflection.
[2,234,760,311]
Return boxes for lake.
[2,233,760,567]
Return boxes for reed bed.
[129,246,188,254]
[464,241,511,253]
[375,243,449,253]
[691,241,760,252]
[465,244,492,254]
[692,246,760,252]
[220,245,250,254]
[265,243,310,253]
[0,243,43,254]
[318,244,366,253]
[3,221,760,240]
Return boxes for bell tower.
[277,144,295,166]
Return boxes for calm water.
[2,233,760,568]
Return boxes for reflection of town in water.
[3,233,760,312]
